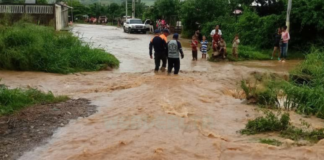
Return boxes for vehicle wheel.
[128,28,131,34]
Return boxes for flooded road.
[1,24,323,160]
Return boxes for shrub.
[240,111,290,135]
[281,127,324,143]
[241,111,324,143]
[283,48,324,118]
[0,23,119,74]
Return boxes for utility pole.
[126,0,128,20]
[132,0,135,18]
[70,0,73,23]
[286,0,292,53]
[286,0,292,32]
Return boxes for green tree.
[154,0,180,22]
[37,0,48,4]
[107,3,122,19]
[180,0,229,37]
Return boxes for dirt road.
[1,24,323,160]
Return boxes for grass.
[0,22,119,74]
[0,84,68,115]
[240,48,324,118]
[281,127,324,143]
[208,45,276,62]
[240,111,290,135]
[283,48,324,118]
[259,138,282,146]
[208,43,305,62]
[241,111,324,143]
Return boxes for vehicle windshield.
[130,20,143,24]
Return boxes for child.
[219,37,227,59]
[212,30,221,52]
[232,34,240,59]
[201,36,209,59]
[191,36,198,61]
[167,33,184,75]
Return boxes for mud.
[0,99,96,160]
[0,24,322,160]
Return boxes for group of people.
[148,24,290,75]
[191,25,240,60]
[149,29,184,75]
[156,19,169,31]
[271,26,291,62]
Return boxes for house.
[0,2,72,31]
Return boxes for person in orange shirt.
[159,29,169,71]
[160,29,169,42]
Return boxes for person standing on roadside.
[210,25,222,37]
[149,20,154,33]
[271,28,282,61]
[159,29,170,71]
[219,37,227,59]
[232,34,240,59]
[201,36,209,59]
[212,30,221,52]
[191,35,198,61]
[167,33,184,75]
[196,30,203,42]
[280,26,290,62]
[149,30,167,72]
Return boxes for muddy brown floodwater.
[1,24,324,160]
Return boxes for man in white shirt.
[210,25,222,37]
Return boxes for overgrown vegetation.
[281,127,324,143]
[259,138,282,146]
[241,111,324,143]
[284,48,324,118]
[240,49,324,118]
[0,22,119,73]
[240,111,290,135]
[0,84,68,115]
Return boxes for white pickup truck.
[123,19,146,34]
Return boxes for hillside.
[79,0,156,6]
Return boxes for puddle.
[0,24,323,160]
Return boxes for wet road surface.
[1,24,324,160]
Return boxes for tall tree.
[37,0,48,4]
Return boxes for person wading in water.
[149,30,167,72]
[166,33,184,75]
[159,29,170,72]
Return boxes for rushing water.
[1,24,323,160]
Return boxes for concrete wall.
[55,4,69,31]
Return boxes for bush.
[241,111,324,143]
[0,85,68,115]
[240,112,290,135]
[236,9,282,49]
[0,23,119,74]
[281,127,324,143]
[283,48,324,118]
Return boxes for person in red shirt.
[212,30,221,52]
[191,36,198,61]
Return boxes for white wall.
[55,4,62,31]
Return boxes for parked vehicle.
[98,16,107,24]
[123,19,146,34]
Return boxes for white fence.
[0,5,54,14]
